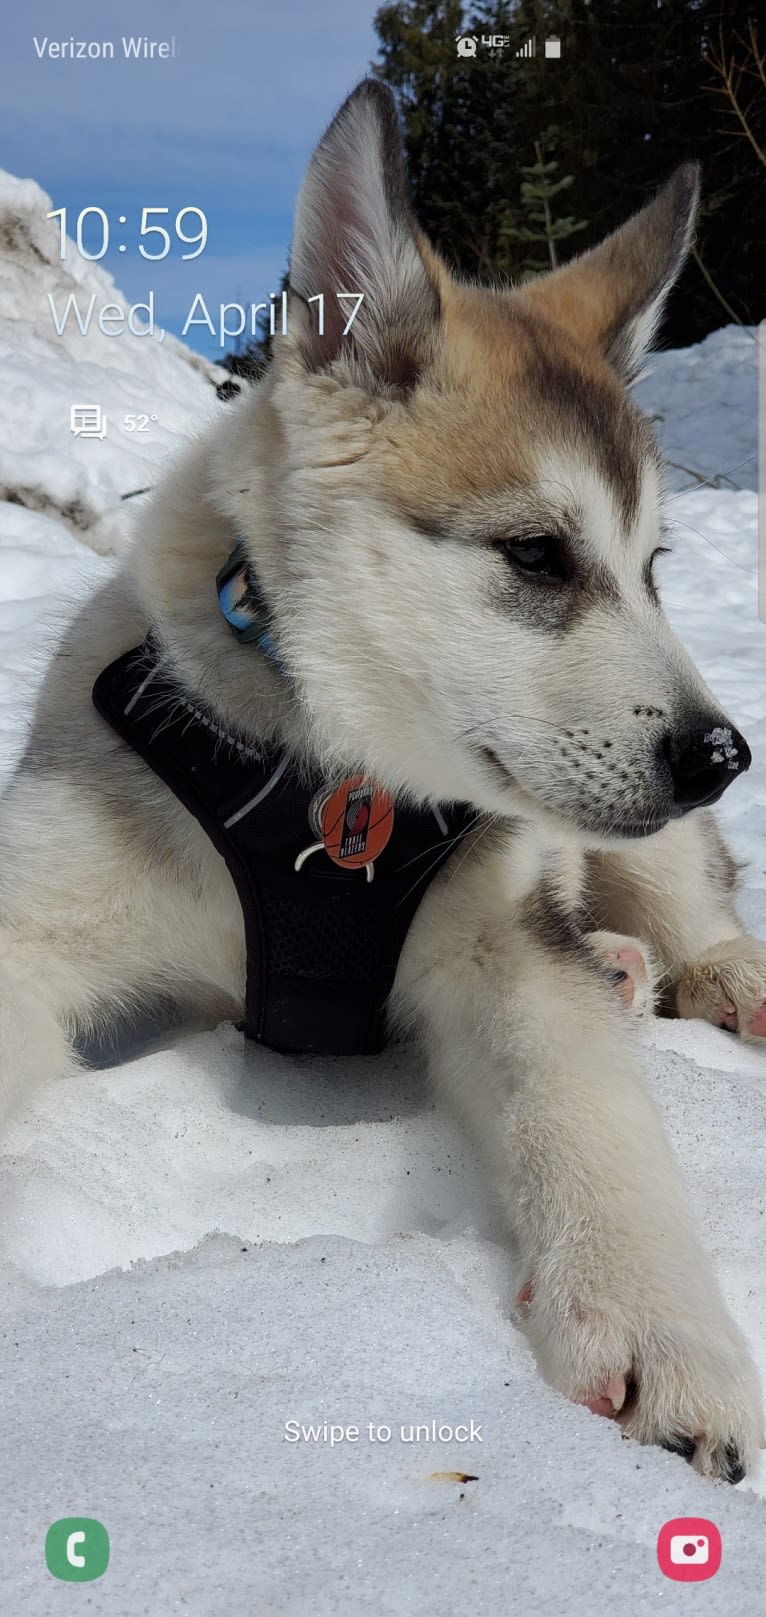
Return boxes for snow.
[0,175,765,1614]
[0,169,226,556]
[633,324,758,493]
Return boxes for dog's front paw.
[675,938,766,1040]
[584,930,660,1018]
[513,1269,764,1482]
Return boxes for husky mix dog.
[1,82,765,1482]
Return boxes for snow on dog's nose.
[662,720,751,811]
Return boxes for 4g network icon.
[455,33,562,59]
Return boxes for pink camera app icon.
[657,1517,722,1581]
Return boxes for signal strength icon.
[516,36,536,57]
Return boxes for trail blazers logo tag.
[339,785,374,859]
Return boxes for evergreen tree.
[222,2,766,370]
[498,133,587,274]
[371,0,766,346]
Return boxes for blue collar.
[216,539,287,673]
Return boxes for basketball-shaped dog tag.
[314,776,394,869]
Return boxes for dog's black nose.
[663,721,751,810]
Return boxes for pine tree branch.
[706,22,766,170]
[534,140,558,271]
[690,244,756,337]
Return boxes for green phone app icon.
[45,1518,110,1581]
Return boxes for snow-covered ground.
[0,170,225,556]
[633,324,758,494]
[0,179,765,1614]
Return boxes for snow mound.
[633,324,757,492]
[0,169,226,554]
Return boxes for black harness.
[92,637,476,1057]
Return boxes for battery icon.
[545,37,561,58]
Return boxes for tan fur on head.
[221,82,732,843]
[516,164,699,383]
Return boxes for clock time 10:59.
[46,207,208,261]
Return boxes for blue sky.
[2,1,383,355]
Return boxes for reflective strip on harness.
[92,640,476,1057]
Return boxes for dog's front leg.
[586,812,766,1040]
[392,829,764,1480]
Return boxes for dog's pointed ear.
[518,164,700,383]
[284,79,442,391]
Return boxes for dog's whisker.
[443,812,500,892]
[664,515,752,575]
[453,712,571,745]
[394,811,485,875]
[394,816,485,909]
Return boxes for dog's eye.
[497,536,569,582]
[646,543,672,588]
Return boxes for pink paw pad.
[715,998,766,1036]
[607,947,647,1010]
[717,998,738,1032]
[574,1375,627,1419]
[515,1279,534,1311]
[746,1001,766,1038]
